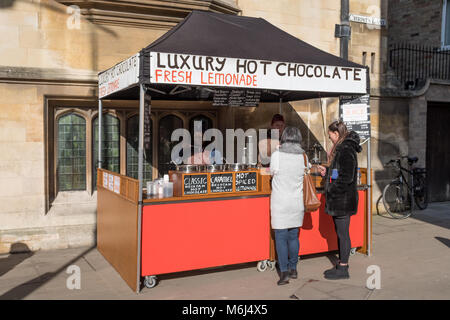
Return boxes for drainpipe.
[335,0,351,59]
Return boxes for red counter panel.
[141,197,270,276]
[298,191,365,255]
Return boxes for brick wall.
[388,0,443,46]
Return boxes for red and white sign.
[149,52,367,94]
[341,103,368,122]
[99,54,140,99]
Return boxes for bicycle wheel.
[382,182,412,219]
[414,175,428,210]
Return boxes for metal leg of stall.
[367,135,372,256]
[136,84,147,293]
[98,100,102,169]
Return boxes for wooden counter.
[143,190,271,205]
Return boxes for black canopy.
[101,10,368,102]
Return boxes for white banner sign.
[149,52,367,94]
[349,14,386,27]
[99,54,140,99]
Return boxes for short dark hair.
[271,114,285,124]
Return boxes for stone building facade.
[0,0,424,253]
[382,0,450,203]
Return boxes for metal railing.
[389,43,450,89]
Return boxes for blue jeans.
[274,228,299,273]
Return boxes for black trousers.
[333,215,351,264]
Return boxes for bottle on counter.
[146,181,154,198]
[153,179,164,198]
[163,174,173,198]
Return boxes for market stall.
[96,10,372,292]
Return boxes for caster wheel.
[144,276,158,288]
[256,260,268,272]
[350,248,357,255]
[266,260,276,271]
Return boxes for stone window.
[93,114,120,189]
[443,0,450,48]
[126,114,153,182]
[158,114,184,177]
[57,113,87,191]
[46,101,218,212]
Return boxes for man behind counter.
[258,114,285,167]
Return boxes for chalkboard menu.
[339,95,371,142]
[144,94,152,156]
[210,173,233,193]
[183,174,208,195]
[235,172,257,192]
[213,90,261,107]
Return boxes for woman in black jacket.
[317,120,362,280]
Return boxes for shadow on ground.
[0,243,34,279]
[0,246,95,300]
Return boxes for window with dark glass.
[126,115,153,181]
[189,115,213,162]
[189,115,213,139]
[444,0,450,47]
[93,114,120,189]
[57,113,86,191]
[158,115,183,177]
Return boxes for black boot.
[324,264,349,280]
[277,272,290,285]
[323,264,337,277]
[289,269,298,279]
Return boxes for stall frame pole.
[366,68,372,257]
[367,127,372,256]
[136,83,146,293]
[98,99,103,169]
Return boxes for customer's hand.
[316,165,326,177]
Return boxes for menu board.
[103,172,108,188]
[108,174,114,191]
[183,174,208,195]
[113,175,120,194]
[210,173,233,193]
[144,93,151,153]
[235,172,257,192]
[339,94,371,142]
[213,90,261,107]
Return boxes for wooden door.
[426,102,450,202]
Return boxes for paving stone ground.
[1,202,449,300]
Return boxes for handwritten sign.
[103,172,108,188]
[339,94,371,142]
[210,173,233,193]
[183,174,208,195]
[213,90,261,107]
[150,52,367,94]
[113,175,120,194]
[108,174,114,191]
[99,54,140,99]
[235,172,257,192]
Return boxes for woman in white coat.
[270,126,307,285]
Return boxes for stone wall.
[388,0,443,47]
[0,0,389,253]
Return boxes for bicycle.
[381,156,428,219]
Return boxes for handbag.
[302,153,321,212]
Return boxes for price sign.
[183,174,208,195]
[213,90,261,107]
[339,94,371,143]
[210,173,233,193]
[235,171,257,192]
